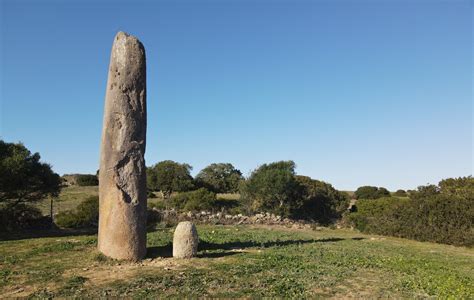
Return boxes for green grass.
[0,225,472,298]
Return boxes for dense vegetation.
[76,174,99,186]
[240,161,349,223]
[354,186,390,199]
[147,160,194,198]
[55,196,99,228]
[0,141,61,207]
[0,140,61,230]
[1,139,473,249]
[171,188,217,212]
[195,163,243,193]
[348,176,474,246]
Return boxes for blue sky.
[0,0,472,190]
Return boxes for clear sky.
[0,0,472,191]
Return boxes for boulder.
[173,221,199,258]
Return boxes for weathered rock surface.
[98,31,147,261]
[173,222,199,258]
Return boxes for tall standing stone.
[98,31,147,261]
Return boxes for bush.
[348,177,474,246]
[76,174,99,186]
[55,196,99,228]
[240,161,303,217]
[295,176,350,224]
[171,188,217,212]
[0,204,46,231]
[354,186,391,199]
[146,208,162,229]
[195,163,243,193]
[393,189,407,197]
[240,161,349,221]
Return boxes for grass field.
[1,225,472,298]
[35,186,99,215]
[35,186,241,216]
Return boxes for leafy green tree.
[295,176,349,223]
[439,176,474,199]
[354,186,391,199]
[0,140,61,208]
[240,161,303,217]
[409,184,440,200]
[195,163,243,193]
[147,160,194,198]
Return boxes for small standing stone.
[173,221,199,258]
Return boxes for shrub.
[348,177,474,246]
[393,189,407,197]
[240,161,303,217]
[146,208,162,229]
[240,161,349,221]
[354,186,391,199]
[171,188,217,212]
[76,174,99,186]
[195,163,243,193]
[295,176,350,224]
[55,196,99,228]
[0,204,45,231]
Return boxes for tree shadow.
[0,228,97,242]
[197,251,240,258]
[146,237,360,259]
[199,237,347,251]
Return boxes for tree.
[439,176,474,199]
[354,186,391,200]
[410,184,440,200]
[147,160,194,198]
[195,163,243,193]
[0,140,61,208]
[240,161,303,217]
[76,174,99,186]
[295,176,349,223]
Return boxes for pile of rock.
[151,209,313,229]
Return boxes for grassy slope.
[35,186,99,215]
[0,225,472,298]
[35,186,241,216]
